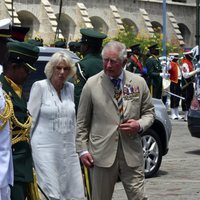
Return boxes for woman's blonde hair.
[44,51,76,80]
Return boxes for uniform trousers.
[0,186,10,200]
[90,139,147,200]
[170,80,181,108]
[181,82,194,111]
[11,181,27,200]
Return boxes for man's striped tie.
[111,78,124,122]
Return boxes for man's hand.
[80,152,94,169]
[118,119,140,135]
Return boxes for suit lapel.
[100,73,118,109]
[122,71,134,114]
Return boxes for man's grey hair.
[101,41,127,61]
[44,51,76,80]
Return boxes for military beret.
[27,37,43,46]
[169,53,179,56]
[0,18,12,39]
[11,26,30,42]
[169,52,179,59]
[130,44,140,51]
[7,41,39,71]
[80,28,107,47]
[54,39,67,48]
[68,41,81,48]
[127,48,132,53]
[148,43,160,50]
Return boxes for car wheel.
[141,128,163,178]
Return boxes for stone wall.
[0,0,198,47]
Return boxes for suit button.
[13,148,15,152]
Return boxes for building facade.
[0,0,197,47]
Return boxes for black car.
[188,94,200,138]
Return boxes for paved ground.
[112,119,200,200]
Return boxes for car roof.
[38,46,80,63]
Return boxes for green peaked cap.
[7,41,39,71]
[80,28,107,47]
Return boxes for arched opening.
[55,13,76,42]
[122,18,138,35]
[90,16,108,34]
[17,11,40,39]
[178,23,191,47]
[151,21,162,34]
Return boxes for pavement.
[112,117,200,200]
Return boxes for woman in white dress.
[28,51,85,200]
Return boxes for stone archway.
[178,23,191,47]
[151,21,162,34]
[55,13,76,42]
[90,16,108,34]
[17,11,40,39]
[122,18,138,35]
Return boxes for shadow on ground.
[185,149,200,155]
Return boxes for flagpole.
[162,0,167,58]
[55,0,63,41]
[11,0,14,24]
[196,0,200,56]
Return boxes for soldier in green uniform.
[54,38,67,48]
[68,41,82,58]
[145,43,163,99]
[0,41,39,200]
[126,44,144,76]
[74,28,107,112]
[27,37,43,46]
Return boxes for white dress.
[0,83,13,200]
[28,79,85,200]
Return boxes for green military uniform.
[0,75,33,197]
[74,28,107,111]
[0,41,39,200]
[27,37,43,46]
[126,56,143,74]
[145,44,162,99]
[126,44,143,75]
[68,41,82,58]
[74,53,103,108]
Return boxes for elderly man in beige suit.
[76,41,155,200]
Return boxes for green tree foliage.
[103,27,183,56]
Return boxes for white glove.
[160,73,164,77]
[160,73,170,79]
[188,68,200,77]
[196,67,200,73]
[164,73,170,79]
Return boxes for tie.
[111,78,124,122]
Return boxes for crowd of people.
[126,42,200,122]
[0,16,199,200]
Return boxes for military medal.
[114,87,122,100]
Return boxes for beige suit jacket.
[76,70,155,168]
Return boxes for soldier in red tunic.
[168,53,182,119]
[181,50,200,121]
